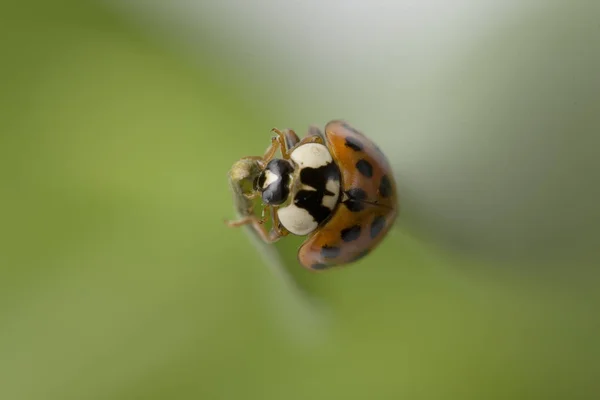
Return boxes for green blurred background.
[1,1,599,399]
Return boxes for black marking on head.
[344,137,363,152]
[356,159,373,178]
[343,188,368,212]
[321,245,341,258]
[351,250,370,262]
[341,225,361,242]
[260,159,294,205]
[370,215,386,239]
[294,162,341,224]
[311,263,328,270]
[379,175,392,198]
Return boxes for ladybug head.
[254,158,295,206]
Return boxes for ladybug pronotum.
[227,120,398,271]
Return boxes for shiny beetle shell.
[297,120,398,270]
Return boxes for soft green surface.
[1,2,598,399]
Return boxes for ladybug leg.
[225,215,282,243]
[268,127,324,157]
[271,128,301,152]
[258,127,305,162]
[226,206,283,243]
[307,125,325,140]
[239,126,318,166]
[238,133,289,166]
[296,134,324,146]
[260,137,281,162]
[247,131,290,164]
[271,206,290,238]
[270,128,301,159]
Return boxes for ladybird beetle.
[226,120,398,271]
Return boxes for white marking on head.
[322,179,340,209]
[277,205,318,236]
[262,170,279,188]
[290,143,332,169]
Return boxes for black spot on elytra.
[344,137,363,152]
[344,200,364,212]
[356,159,373,178]
[379,175,392,198]
[346,188,367,201]
[343,188,368,212]
[351,249,370,262]
[311,263,328,270]
[370,215,386,238]
[321,245,340,258]
[341,225,361,242]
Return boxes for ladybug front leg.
[242,129,298,165]
[226,207,285,243]
[266,127,324,159]
[307,125,326,141]
[270,128,302,159]
[296,134,324,147]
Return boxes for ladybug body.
[227,120,398,271]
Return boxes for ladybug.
[226,120,398,271]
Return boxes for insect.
[226,120,398,271]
